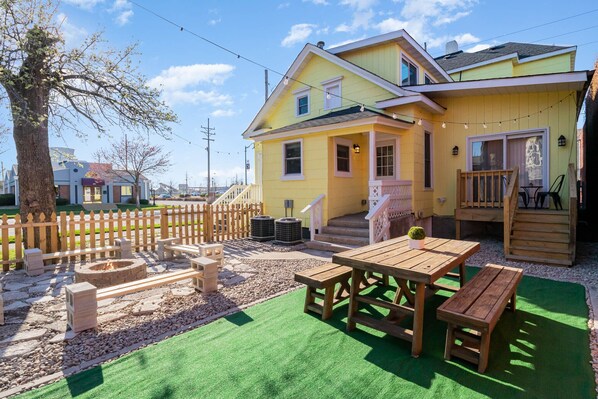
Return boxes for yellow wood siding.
[264,56,394,130]
[327,133,369,219]
[430,90,577,215]
[340,43,398,84]
[514,53,573,76]
[450,59,514,81]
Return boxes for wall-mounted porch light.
[452,145,459,156]
[353,144,361,154]
[558,135,566,147]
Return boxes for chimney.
[445,40,458,55]
[316,41,325,49]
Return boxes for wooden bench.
[157,238,224,265]
[24,238,132,276]
[294,263,352,320]
[66,256,219,332]
[437,264,523,372]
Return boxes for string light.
[464,123,469,130]
[326,92,331,100]
[417,118,422,126]
[129,2,578,134]
[483,122,487,129]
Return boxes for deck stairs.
[506,209,574,266]
[306,212,370,253]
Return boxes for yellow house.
[242,30,592,266]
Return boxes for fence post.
[160,208,169,239]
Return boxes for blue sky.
[1,0,597,189]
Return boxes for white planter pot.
[408,238,425,250]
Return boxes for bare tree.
[94,136,171,207]
[0,0,176,232]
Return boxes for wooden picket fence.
[0,203,263,272]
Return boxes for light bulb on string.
[392,113,397,120]
[360,104,365,112]
[442,122,446,129]
[326,92,331,100]
[283,76,289,85]
[464,123,469,130]
[499,121,502,127]
[483,122,487,129]
[417,118,422,126]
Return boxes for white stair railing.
[365,194,390,244]
[300,194,325,240]
[369,180,412,219]
[212,184,248,205]
[229,184,262,205]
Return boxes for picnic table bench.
[437,263,523,372]
[157,238,224,265]
[294,263,352,320]
[66,256,219,332]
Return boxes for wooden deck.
[455,166,577,266]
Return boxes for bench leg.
[478,331,491,373]
[304,287,315,314]
[459,262,466,287]
[444,323,455,360]
[508,293,517,312]
[347,269,363,331]
[322,286,334,320]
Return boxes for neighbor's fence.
[0,203,263,271]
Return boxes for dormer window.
[401,56,418,86]
[294,87,310,117]
[424,74,434,85]
[322,76,343,110]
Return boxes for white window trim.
[423,130,434,190]
[375,139,398,180]
[334,137,352,177]
[323,76,343,111]
[465,127,550,190]
[294,88,310,117]
[401,55,419,86]
[281,138,304,180]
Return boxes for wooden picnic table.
[332,235,480,357]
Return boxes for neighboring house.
[3,149,150,205]
[242,29,592,265]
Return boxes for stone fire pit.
[75,259,147,288]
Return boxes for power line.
[201,118,215,201]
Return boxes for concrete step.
[320,225,369,238]
[327,216,368,229]
[305,240,355,253]
[314,233,370,247]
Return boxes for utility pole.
[264,69,269,103]
[244,143,254,185]
[201,119,215,202]
[185,171,188,195]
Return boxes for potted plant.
[408,226,426,249]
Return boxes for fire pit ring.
[75,259,147,288]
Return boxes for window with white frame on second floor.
[424,131,433,188]
[295,90,310,116]
[323,77,342,110]
[401,57,418,86]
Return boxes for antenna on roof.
[445,40,458,55]
[316,41,325,49]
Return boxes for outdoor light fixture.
[353,144,361,154]
[558,135,566,147]
[452,146,459,156]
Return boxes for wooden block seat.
[66,257,219,332]
[294,263,352,320]
[437,264,523,372]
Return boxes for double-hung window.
[322,76,343,110]
[294,88,310,117]
[282,139,303,179]
[401,57,418,86]
[334,137,352,177]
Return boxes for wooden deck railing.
[502,166,519,255]
[567,163,577,262]
[456,169,516,209]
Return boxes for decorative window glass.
[376,145,394,177]
[120,186,133,196]
[424,131,433,188]
[401,57,418,86]
[284,141,302,175]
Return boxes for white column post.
[369,130,376,182]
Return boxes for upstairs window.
[294,88,310,117]
[424,131,433,189]
[401,57,418,86]
[424,74,434,85]
[322,76,343,110]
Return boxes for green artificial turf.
[19,269,595,399]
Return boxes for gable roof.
[436,42,576,73]
[243,43,417,139]
[329,29,452,83]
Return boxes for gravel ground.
[0,237,597,397]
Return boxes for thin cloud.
[56,13,88,47]
[303,0,329,5]
[62,0,104,9]
[115,10,133,26]
[208,18,222,26]
[211,109,236,117]
[281,23,317,47]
